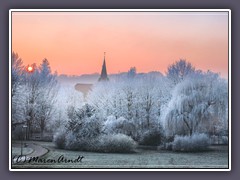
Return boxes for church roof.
[98,52,109,81]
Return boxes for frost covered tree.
[11,52,27,129]
[21,63,41,139]
[166,59,195,84]
[35,59,58,138]
[87,74,171,141]
[54,103,102,151]
[50,86,84,130]
[12,52,24,97]
[66,103,96,133]
[19,59,58,139]
[127,67,137,78]
[164,72,228,137]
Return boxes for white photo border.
[9,9,231,171]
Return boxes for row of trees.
[87,61,228,140]
[87,74,170,141]
[12,52,228,149]
[12,52,58,139]
[53,59,228,152]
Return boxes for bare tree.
[166,59,195,84]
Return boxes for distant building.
[98,52,109,81]
[75,83,92,97]
[75,52,109,96]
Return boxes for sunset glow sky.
[12,11,229,78]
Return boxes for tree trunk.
[189,129,193,136]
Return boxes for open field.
[11,141,229,169]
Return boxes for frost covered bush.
[139,128,164,146]
[172,133,210,152]
[64,132,80,150]
[57,132,137,153]
[53,127,67,149]
[64,132,98,151]
[165,142,173,150]
[103,116,136,138]
[97,134,137,153]
[58,118,136,153]
[54,115,102,151]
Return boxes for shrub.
[139,129,164,146]
[54,115,138,153]
[103,116,136,138]
[63,116,102,151]
[41,134,53,142]
[64,132,80,150]
[65,133,97,151]
[64,132,98,151]
[54,115,103,151]
[97,133,137,153]
[165,136,174,143]
[53,127,67,149]
[164,142,173,150]
[80,116,102,138]
[172,133,210,152]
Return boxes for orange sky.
[12,11,229,78]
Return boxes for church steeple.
[98,52,109,81]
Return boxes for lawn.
[11,141,229,169]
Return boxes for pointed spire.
[98,52,109,81]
